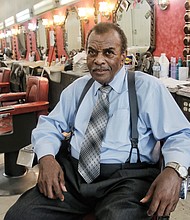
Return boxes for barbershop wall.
[34,0,186,61]
[0,0,186,61]
[154,0,185,59]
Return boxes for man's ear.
[121,51,126,65]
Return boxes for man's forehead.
[89,29,119,39]
[87,31,121,48]
[87,45,115,51]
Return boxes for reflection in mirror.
[5,36,13,58]
[113,0,155,54]
[36,19,48,60]
[6,36,12,50]
[64,8,82,56]
[17,31,27,58]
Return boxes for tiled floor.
[0,153,190,220]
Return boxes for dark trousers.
[4,154,160,220]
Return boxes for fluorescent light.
[59,0,80,6]
[0,22,4,30]
[16,9,31,23]
[5,16,15,27]
[33,0,56,15]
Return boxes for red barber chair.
[0,67,11,94]
[0,76,49,195]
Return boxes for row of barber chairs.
[0,74,49,195]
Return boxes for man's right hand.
[38,155,67,201]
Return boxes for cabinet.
[176,88,190,122]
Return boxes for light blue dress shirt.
[32,66,190,169]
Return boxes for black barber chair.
[0,76,49,195]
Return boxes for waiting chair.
[0,67,11,93]
[0,76,49,195]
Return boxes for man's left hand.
[140,167,182,217]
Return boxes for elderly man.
[5,22,190,220]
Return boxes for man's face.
[86,29,126,85]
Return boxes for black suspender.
[127,71,140,163]
[76,77,94,113]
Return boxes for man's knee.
[4,202,30,220]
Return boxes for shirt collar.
[93,65,127,95]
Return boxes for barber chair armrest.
[0,101,49,116]
[0,105,14,113]
[0,82,9,88]
[0,92,26,102]
[10,101,49,115]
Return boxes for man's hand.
[140,167,182,217]
[38,155,67,201]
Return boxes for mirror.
[17,30,27,58]
[64,7,83,56]
[4,36,13,58]
[36,19,48,60]
[113,0,155,54]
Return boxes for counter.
[160,77,190,122]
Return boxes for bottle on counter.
[55,55,59,64]
[159,53,169,78]
[170,57,177,79]
[3,54,6,60]
[152,61,161,78]
[44,56,48,67]
[176,57,183,80]
[61,55,66,64]
[186,55,190,78]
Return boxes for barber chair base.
[4,151,27,177]
[0,164,38,196]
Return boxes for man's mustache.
[91,67,111,72]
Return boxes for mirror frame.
[63,7,84,56]
[112,0,155,53]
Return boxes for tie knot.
[99,85,112,95]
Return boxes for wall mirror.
[5,36,12,50]
[36,19,48,60]
[113,0,155,54]
[4,36,13,58]
[64,7,83,56]
[17,30,27,58]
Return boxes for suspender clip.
[130,138,138,148]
